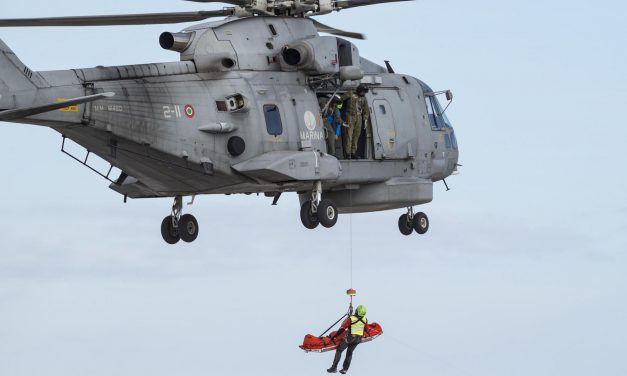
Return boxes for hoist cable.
[348,159,353,289]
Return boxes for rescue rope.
[347,115,355,294]
[348,164,354,290]
[349,208,353,288]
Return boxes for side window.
[264,104,283,135]
[444,134,452,149]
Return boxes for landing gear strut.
[398,207,429,236]
[160,196,199,244]
[300,182,338,229]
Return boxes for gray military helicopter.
[0,0,459,244]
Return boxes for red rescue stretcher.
[300,322,383,353]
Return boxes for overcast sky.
[1,1,626,375]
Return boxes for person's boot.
[340,369,348,374]
[327,367,337,373]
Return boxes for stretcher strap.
[318,313,348,338]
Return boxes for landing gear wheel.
[161,216,180,244]
[318,199,338,228]
[300,200,319,229]
[179,214,199,243]
[398,214,413,236]
[413,212,429,234]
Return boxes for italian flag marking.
[184,104,195,118]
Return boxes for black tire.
[161,216,180,244]
[300,200,319,229]
[413,212,429,234]
[179,214,199,243]
[398,214,413,236]
[318,199,338,228]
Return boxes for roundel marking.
[304,110,316,131]
[184,104,195,118]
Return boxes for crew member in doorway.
[318,95,346,157]
[344,85,370,159]
[327,305,368,374]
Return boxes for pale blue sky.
[0,1,626,375]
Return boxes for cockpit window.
[425,96,452,130]
[425,96,443,129]
[440,105,453,129]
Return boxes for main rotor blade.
[334,0,413,9]
[186,0,414,8]
[184,0,248,6]
[0,10,234,27]
[311,19,365,40]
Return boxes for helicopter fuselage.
[1,16,459,224]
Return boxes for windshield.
[426,95,452,130]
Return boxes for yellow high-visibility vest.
[350,315,368,336]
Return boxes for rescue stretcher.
[300,322,383,353]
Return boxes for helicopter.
[0,0,460,244]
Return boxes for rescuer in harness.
[343,85,370,160]
[327,305,368,374]
[318,94,346,157]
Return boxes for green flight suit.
[344,91,370,157]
